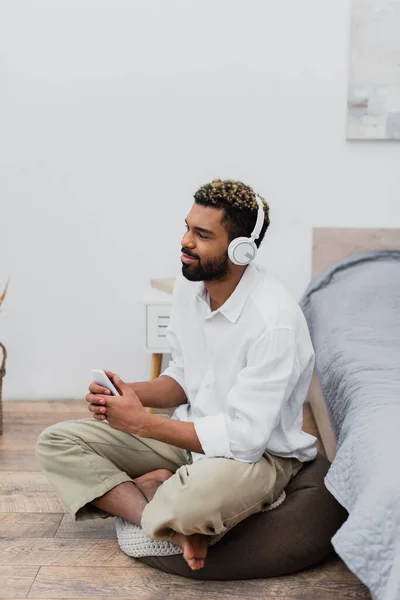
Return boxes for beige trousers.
[35,416,303,541]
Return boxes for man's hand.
[86,369,115,421]
[86,371,148,435]
[86,371,204,453]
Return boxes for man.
[36,179,317,571]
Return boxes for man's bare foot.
[133,469,173,503]
[171,532,208,570]
[134,469,208,570]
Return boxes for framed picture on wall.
[347,0,400,140]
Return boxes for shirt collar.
[196,262,261,323]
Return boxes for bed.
[300,227,400,600]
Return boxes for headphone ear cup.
[227,239,239,264]
[228,237,257,265]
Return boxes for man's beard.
[182,252,230,282]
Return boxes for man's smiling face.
[180,203,231,282]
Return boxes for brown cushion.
[139,453,347,580]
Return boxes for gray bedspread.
[300,249,400,600]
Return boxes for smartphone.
[92,369,120,396]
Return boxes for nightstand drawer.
[146,304,171,351]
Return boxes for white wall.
[0,0,399,400]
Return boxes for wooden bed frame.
[309,227,400,465]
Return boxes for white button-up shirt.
[161,262,318,464]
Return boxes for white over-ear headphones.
[227,194,265,266]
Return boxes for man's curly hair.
[193,179,270,249]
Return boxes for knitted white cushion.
[116,489,286,558]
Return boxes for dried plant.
[0,280,9,312]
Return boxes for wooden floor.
[0,400,371,599]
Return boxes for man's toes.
[184,549,204,570]
[183,546,195,563]
[187,557,204,570]
[157,468,174,482]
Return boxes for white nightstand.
[143,286,173,379]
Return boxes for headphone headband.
[250,194,265,242]
[227,191,266,266]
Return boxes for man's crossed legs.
[35,417,302,570]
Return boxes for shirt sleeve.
[193,327,300,462]
[160,321,188,397]
[159,276,188,398]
